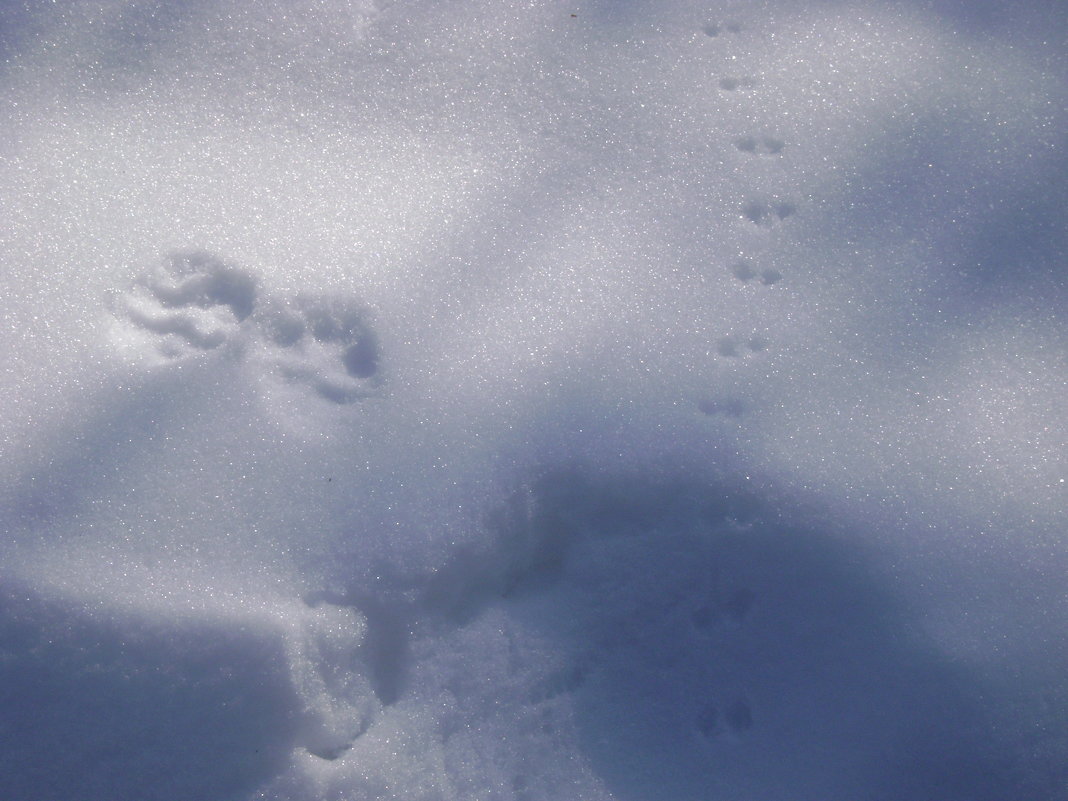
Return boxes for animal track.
[696,698,753,739]
[110,251,382,408]
[696,702,720,737]
[725,699,753,733]
[718,76,756,92]
[716,336,769,359]
[730,261,783,286]
[289,600,379,761]
[702,20,742,37]
[258,295,380,405]
[110,250,257,362]
[722,587,756,621]
[691,587,756,628]
[734,135,785,155]
[528,664,587,704]
[741,199,796,227]
[697,397,746,418]
[731,260,758,282]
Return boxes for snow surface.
[1,0,1067,799]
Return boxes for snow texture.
[1,0,1067,799]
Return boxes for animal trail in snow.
[109,250,257,363]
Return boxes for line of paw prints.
[702,16,797,221]
[693,587,756,741]
[109,250,380,406]
[692,22,766,731]
[699,19,760,93]
[695,14,798,419]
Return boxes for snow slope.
[1,0,1066,799]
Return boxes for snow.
[1,0,1066,799]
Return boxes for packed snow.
[1,0,1066,799]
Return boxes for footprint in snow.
[109,250,257,363]
[697,397,746,419]
[716,336,770,359]
[718,76,757,92]
[741,199,797,227]
[109,251,382,410]
[696,698,753,740]
[256,294,380,406]
[702,21,743,38]
[734,135,785,155]
[730,260,783,286]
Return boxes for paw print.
[109,250,257,362]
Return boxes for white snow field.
[1,0,1066,798]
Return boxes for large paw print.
[257,295,380,405]
[110,250,257,362]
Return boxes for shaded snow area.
[2,0,1068,799]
